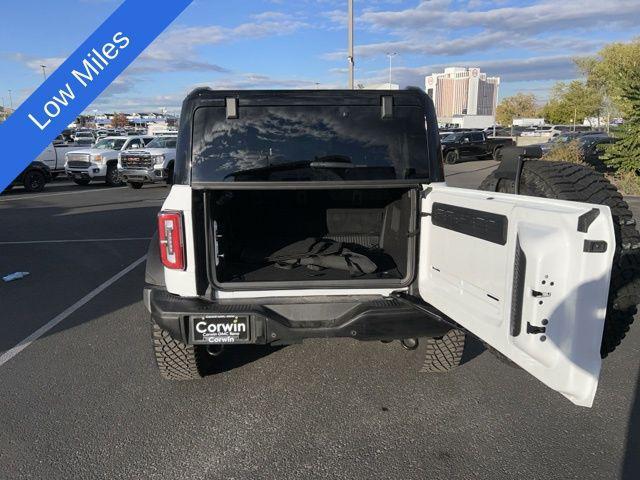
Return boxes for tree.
[541,81,602,125]
[111,113,128,128]
[600,80,640,173]
[76,115,92,127]
[495,93,539,126]
[576,38,640,117]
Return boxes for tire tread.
[151,323,204,380]
[420,329,466,373]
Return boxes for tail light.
[158,211,185,270]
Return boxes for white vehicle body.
[65,136,153,182]
[160,183,615,407]
[35,141,79,174]
[73,131,96,142]
[512,118,545,127]
[118,136,178,185]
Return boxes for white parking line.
[0,237,151,245]
[0,255,147,368]
[0,187,127,202]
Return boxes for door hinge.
[526,322,546,335]
[531,290,551,298]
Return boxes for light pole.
[347,0,354,89]
[386,52,397,88]
[41,64,47,80]
[492,82,499,137]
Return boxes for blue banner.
[0,0,193,191]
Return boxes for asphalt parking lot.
[0,163,638,480]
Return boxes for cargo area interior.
[208,188,415,285]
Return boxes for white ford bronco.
[144,89,639,407]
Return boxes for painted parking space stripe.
[0,255,147,367]
[0,237,151,245]
[0,186,127,202]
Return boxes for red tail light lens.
[158,211,185,270]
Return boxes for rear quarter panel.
[162,185,198,297]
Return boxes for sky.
[1,0,639,113]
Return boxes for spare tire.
[479,160,640,357]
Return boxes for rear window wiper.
[309,154,354,168]
[222,160,310,180]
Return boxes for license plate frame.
[190,315,251,344]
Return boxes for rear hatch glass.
[191,105,429,183]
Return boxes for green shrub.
[607,170,640,196]
[542,139,586,165]
[600,80,640,174]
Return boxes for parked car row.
[2,133,178,194]
[534,131,616,172]
[64,134,177,189]
[519,124,594,139]
[65,135,154,187]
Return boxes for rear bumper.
[144,286,453,345]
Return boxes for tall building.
[425,67,500,125]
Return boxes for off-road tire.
[128,182,144,189]
[479,160,640,357]
[419,329,466,372]
[152,323,208,380]
[23,170,46,192]
[73,178,91,186]
[492,146,503,162]
[165,163,174,185]
[445,150,459,165]
[105,163,122,187]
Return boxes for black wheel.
[479,160,640,357]
[445,150,459,165]
[105,163,123,187]
[73,178,91,186]
[403,329,466,373]
[128,182,144,189]
[492,146,503,162]
[165,163,174,185]
[152,324,212,380]
[23,170,46,192]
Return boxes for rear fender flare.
[26,161,52,182]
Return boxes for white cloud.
[362,0,640,33]
[12,54,66,77]
[357,54,581,88]
[341,0,640,59]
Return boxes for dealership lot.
[0,164,638,480]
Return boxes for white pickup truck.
[118,135,177,189]
[35,137,79,177]
[65,135,153,186]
